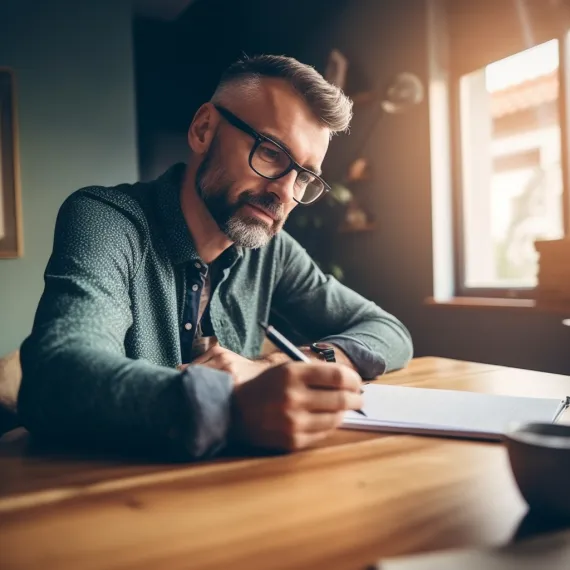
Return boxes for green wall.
[0,0,139,355]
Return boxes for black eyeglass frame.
[214,104,330,205]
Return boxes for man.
[19,55,413,460]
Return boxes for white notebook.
[343,384,570,441]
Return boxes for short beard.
[195,139,285,249]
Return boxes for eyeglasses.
[214,105,330,205]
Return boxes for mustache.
[238,191,285,221]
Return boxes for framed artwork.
[0,69,23,258]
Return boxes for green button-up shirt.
[19,164,413,459]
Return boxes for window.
[456,39,566,295]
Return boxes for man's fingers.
[191,344,223,365]
[298,363,362,393]
[297,411,345,433]
[280,429,331,452]
[304,389,363,412]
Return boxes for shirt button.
[184,322,193,331]
[194,262,201,269]
[192,284,199,292]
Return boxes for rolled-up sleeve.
[270,232,413,378]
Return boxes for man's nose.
[266,170,297,205]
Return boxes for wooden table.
[2,357,570,570]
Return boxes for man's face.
[195,79,330,249]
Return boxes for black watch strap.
[310,342,336,363]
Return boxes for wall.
[134,0,350,180]
[136,0,570,374]
[0,0,139,356]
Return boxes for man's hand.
[179,343,274,384]
[230,362,363,452]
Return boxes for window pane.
[459,39,564,289]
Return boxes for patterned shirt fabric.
[18,163,413,460]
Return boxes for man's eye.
[297,172,313,185]
[258,145,281,162]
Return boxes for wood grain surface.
[1,357,570,570]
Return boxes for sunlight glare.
[485,39,559,92]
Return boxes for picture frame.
[0,68,23,258]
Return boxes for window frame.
[451,33,570,299]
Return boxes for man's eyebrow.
[259,130,322,176]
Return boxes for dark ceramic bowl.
[504,423,570,520]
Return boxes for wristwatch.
[310,342,336,363]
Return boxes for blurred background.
[1,0,570,374]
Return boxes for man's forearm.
[19,337,234,459]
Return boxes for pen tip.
[258,321,269,330]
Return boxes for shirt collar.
[155,163,243,268]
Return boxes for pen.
[259,321,366,417]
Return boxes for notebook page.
[343,384,566,439]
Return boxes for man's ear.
[188,103,219,154]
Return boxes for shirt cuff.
[179,365,234,458]
[320,335,386,379]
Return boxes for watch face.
[313,342,332,351]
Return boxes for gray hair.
[211,54,353,135]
